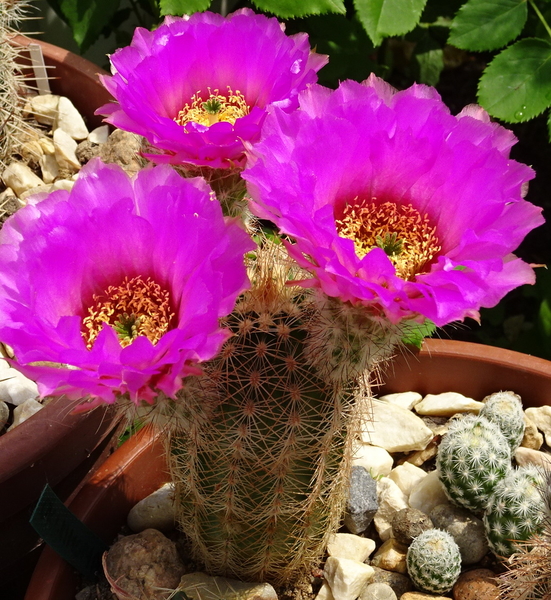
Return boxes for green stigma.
[203,98,223,115]
[113,312,141,345]
[376,232,403,257]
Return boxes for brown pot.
[23,339,551,600]
[2,36,119,592]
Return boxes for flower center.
[335,201,441,280]
[81,275,174,348]
[175,87,250,127]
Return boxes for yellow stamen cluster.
[335,200,441,280]
[175,86,250,127]
[82,275,174,348]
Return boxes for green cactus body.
[480,391,525,453]
[165,244,401,586]
[484,466,545,557]
[406,529,462,594]
[437,414,511,512]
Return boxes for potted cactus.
[0,0,120,591]
[0,7,547,600]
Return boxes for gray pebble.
[429,503,489,564]
[370,566,413,598]
[344,465,378,534]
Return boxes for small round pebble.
[370,566,412,598]
[391,507,433,545]
[360,582,397,600]
[452,569,499,600]
[430,504,488,565]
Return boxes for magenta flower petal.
[0,159,254,408]
[243,77,544,326]
[97,9,327,169]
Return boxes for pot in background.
[3,36,120,594]
[23,339,551,600]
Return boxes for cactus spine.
[437,414,511,512]
[480,391,525,453]
[406,529,462,594]
[166,243,401,585]
[484,466,545,557]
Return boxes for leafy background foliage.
[39,0,551,359]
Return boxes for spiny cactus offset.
[498,465,551,600]
[406,529,462,594]
[480,391,525,453]
[166,243,401,586]
[484,465,545,558]
[437,414,511,512]
[0,0,36,167]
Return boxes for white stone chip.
[39,136,56,155]
[39,153,59,184]
[51,179,75,192]
[414,392,483,417]
[373,477,409,541]
[378,391,422,411]
[315,582,335,600]
[408,470,450,515]
[360,582,398,600]
[362,400,433,453]
[178,572,277,600]
[326,533,376,562]
[8,398,43,430]
[324,556,374,600]
[30,94,60,126]
[2,161,45,196]
[352,444,394,478]
[127,483,176,532]
[88,125,110,144]
[53,128,81,171]
[0,371,39,406]
[525,406,551,446]
[515,446,551,469]
[387,462,427,498]
[55,96,89,140]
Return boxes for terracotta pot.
[23,339,551,600]
[2,37,119,592]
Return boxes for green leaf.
[411,27,444,85]
[159,0,211,15]
[354,0,428,46]
[47,0,121,52]
[478,38,551,122]
[251,0,346,18]
[448,0,527,51]
[401,320,437,348]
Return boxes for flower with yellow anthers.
[97,9,327,170]
[244,76,544,326]
[0,159,253,408]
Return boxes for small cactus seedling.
[480,391,525,453]
[484,465,545,557]
[406,529,462,594]
[437,414,511,512]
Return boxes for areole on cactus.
[0,7,546,591]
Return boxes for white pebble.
[414,392,483,417]
[324,556,374,600]
[0,371,39,406]
[39,153,59,184]
[408,470,450,515]
[88,125,110,145]
[53,128,81,171]
[55,97,89,140]
[352,444,394,477]
[2,161,45,196]
[8,398,43,430]
[127,483,176,532]
[30,94,59,126]
[525,406,551,446]
[327,533,376,562]
[360,582,397,600]
[378,391,422,411]
[387,462,427,498]
[374,478,408,541]
[362,400,433,453]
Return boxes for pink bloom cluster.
[0,160,253,408]
[97,9,327,169]
[243,76,544,326]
